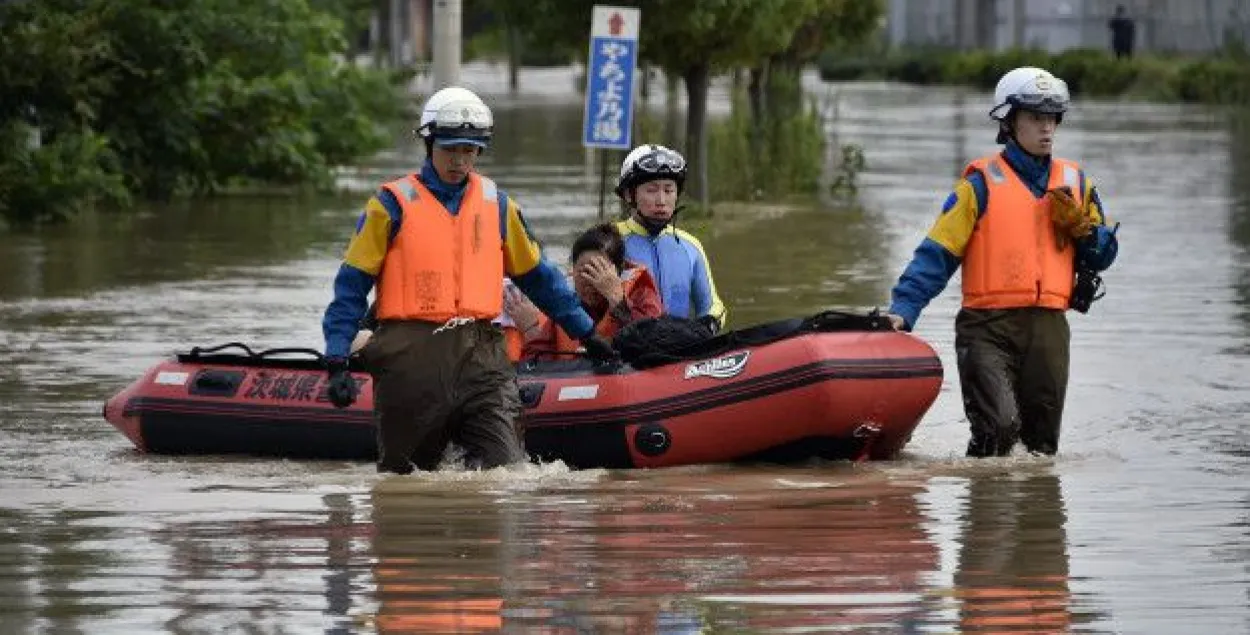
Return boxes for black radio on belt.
[1070,222,1118,314]
[1070,268,1104,314]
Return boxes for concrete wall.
[887,0,1250,53]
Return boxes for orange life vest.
[376,173,504,322]
[961,154,1082,310]
[503,326,523,362]
[550,265,655,354]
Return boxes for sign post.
[581,5,641,219]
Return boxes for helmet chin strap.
[632,205,684,240]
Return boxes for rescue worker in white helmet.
[320,86,615,474]
[613,144,726,333]
[885,67,1120,457]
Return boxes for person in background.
[1108,4,1136,59]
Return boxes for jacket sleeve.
[498,192,595,339]
[684,232,727,328]
[1075,173,1119,272]
[322,191,401,359]
[607,268,665,330]
[887,175,983,330]
[626,269,665,321]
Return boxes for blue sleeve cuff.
[511,259,594,339]
[323,263,375,359]
[888,238,961,330]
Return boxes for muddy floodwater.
[1,67,1247,633]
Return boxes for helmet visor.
[635,148,686,174]
[1010,76,1070,113]
[1010,92,1069,114]
[432,125,491,148]
[424,101,493,147]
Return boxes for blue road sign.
[582,6,641,151]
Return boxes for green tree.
[0,0,405,224]
[632,0,817,212]
[750,0,883,122]
[506,0,821,210]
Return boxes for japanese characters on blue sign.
[582,6,641,150]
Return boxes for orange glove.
[1046,186,1092,249]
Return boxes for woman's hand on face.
[579,256,624,306]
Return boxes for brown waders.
[358,320,526,474]
[954,307,1070,457]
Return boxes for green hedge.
[816,47,1250,105]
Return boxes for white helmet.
[416,86,493,148]
[615,144,687,198]
[989,66,1070,121]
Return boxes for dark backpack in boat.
[612,316,716,369]
[612,309,895,370]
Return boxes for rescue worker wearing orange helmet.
[320,86,615,474]
[885,67,1120,457]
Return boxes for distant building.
[887,0,1250,54]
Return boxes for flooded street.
[1,66,1247,633]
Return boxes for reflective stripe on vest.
[376,172,504,322]
[960,154,1081,310]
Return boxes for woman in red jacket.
[508,223,663,360]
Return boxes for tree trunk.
[748,61,768,125]
[683,63,711,215]
[389,0,404,68]
[767,61,803,122]
[373,0,387,69]
[664,71,681,147]
[506,21,521,93]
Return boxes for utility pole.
[432,0,462,89]
[389,0,404,68]
[1013,0,1026,48]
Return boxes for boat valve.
[852,422,882,462]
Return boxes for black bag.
[612,309,894,370]
[612,316,716,369]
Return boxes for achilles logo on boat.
[684,351,750,380]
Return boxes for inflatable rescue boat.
[102,311,943,469]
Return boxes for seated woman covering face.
[507,223,663,360]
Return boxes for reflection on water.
[1228,109,1250,346]
[950,470,1081,633]
[0,466,1107,633]
[370,467,946,632]
[0,66,1249,632]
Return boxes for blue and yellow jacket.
[616,217,726,329]
[888,141,1120,330]
[322,160,594,359]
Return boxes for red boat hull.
[103,328,943,469]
